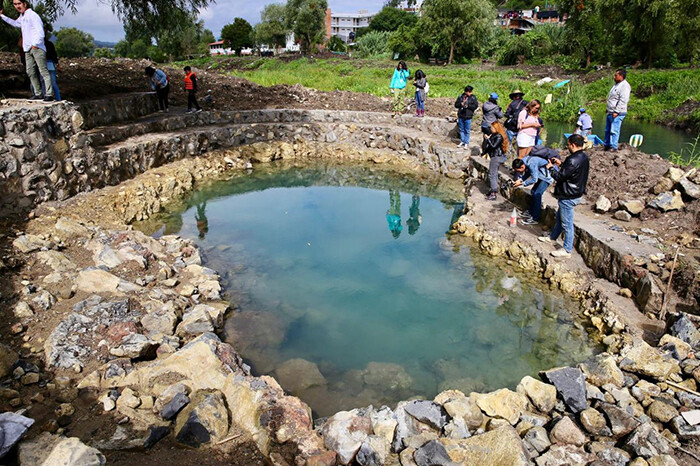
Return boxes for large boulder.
[320,410,372,465]
[0,413,34,458]
[76,268,141,294]
[18,432,105,465]
[430,426,529,465]
[436,391,483,431]
[404,400,449,430]
[516,376,557,413]
[541,367,588,413]
[579,353,625,388]
[175,390,229,447]
[648,190,684,212]
[535,445,595,466]
[624,422,670,458]
[470,389,527,425]
[599,402,640,438]
[679,177,700,199]
[274,358,327,394]
[618,337,681,380]
[549,416,586,446]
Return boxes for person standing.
[481,93,503,131]
[604,69,631,152]
[412,69,427,118]
[538,134,589,258]
[44,38,61,101]
[1,0,54,101]
[454,85,478,148]
[145,66,170,112]
[389,61,410,118]
[183,66,202,114]
[575,108,592,138]
[482,121,509,201]
[504,90,528,143]
[516,99,542,158]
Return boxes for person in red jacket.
[183,66,202,114]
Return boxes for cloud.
[53,0,383,42]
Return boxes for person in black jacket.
[504,90,528,143]
[538,134,590,257]
[482,121,509,201]
[455,85,478,148]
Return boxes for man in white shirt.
[1,0,54,101]
[604,69,631,152]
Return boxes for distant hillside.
[94,40,117,49]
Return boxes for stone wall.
[0,102,88,217]
[78,92,159,129]
[0,101,461,219]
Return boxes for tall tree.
[55,27,94,57]
[558,0,607,68]
[221,17,254,54]
[254,3,288,49]
[285,0,328,54]
[420,0,496,64]
[367,6,418,32]
[39,0,210,28]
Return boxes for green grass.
[669,134,700,167]
[177,56,700,128]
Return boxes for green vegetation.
[179,57,700,130]
[285,0,327,54]
[55,27,94,57]
[254,3,287,50]
[221,18,254,55]
[669,134,700,168]
[354,32,391,59]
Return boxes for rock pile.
[315,328,700,465]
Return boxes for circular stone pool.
[137,162,601,416]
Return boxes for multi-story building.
[326,9,376,43]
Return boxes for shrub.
[354,31,392,59]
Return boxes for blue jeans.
[458,117,472,145]
[415,91,425,112]
[506,129,516,144]
[604,113,626,149]
[529,180,549,221]
[550,197,581,253]
[37,61,61,101]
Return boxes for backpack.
[505,100,527,132]
[529,145,559,160]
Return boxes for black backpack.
[504,100,528,132]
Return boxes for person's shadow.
[386,190,403,239]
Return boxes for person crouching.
[511,154,557,225]
[482,121,509,201]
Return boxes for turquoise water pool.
[140,163,600,416]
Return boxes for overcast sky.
[53,0,383,42]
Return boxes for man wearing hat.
[481,92,503,131]
[575,108,593,138]
[504,90,528,143]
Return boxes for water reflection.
[195,201,209,239]
[407,195,422,236]
[135,162,600,416]
[386,190,403,239]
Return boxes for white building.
[208,41,233,55]
[329,9,375,42]
[285,33,300,53]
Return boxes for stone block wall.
[0,102,89,217]
[78,92,159,129]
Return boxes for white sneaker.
[551,249,571,258]
[457,142,464,148]
[538,236,553,243]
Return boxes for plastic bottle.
[510,208,517,227]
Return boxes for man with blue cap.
[481,92,503,131]
[575,108,592,138]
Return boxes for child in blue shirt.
[389,61,410,117]
[145,66,170,112]
[512,154,558,224]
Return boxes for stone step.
[85,108,460,148]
